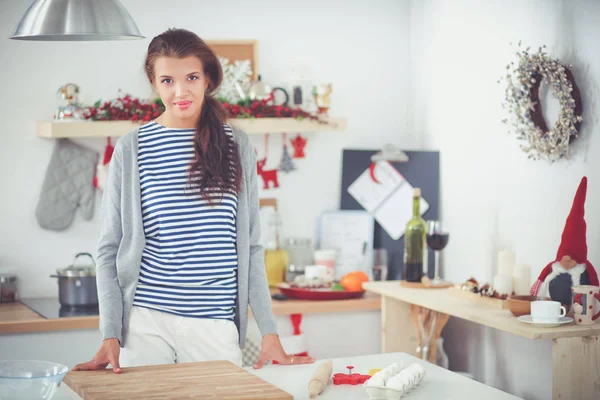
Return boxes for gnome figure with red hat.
[530,177,599,310]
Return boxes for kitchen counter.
[362,281,600,340]
[0,290,381,334]
[0,301,98,334]
[363,281,600,400]
[53,352,521,400]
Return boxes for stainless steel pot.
[50,252,98,307]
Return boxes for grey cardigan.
[96,125,277,349]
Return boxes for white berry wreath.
[502,44,583,161]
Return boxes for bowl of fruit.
[277,271,369,300]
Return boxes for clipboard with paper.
[347,161,429,240]
[317,210,375,281]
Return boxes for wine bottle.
[403,188,427,282]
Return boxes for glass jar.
[264,210,287,287]
[265,249,288,287]
[0,274,17,303]
[265,211,283,251]
[284,238,313,282]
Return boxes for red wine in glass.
[426,221,449,285]
[426,233,449,251]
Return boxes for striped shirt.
[132,121,238,321]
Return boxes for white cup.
[531,300,566,323]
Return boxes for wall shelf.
[36,117,347,138]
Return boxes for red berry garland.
[221,97,328,123]
[83,92,332,125]
[83,91,164,122]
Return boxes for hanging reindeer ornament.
[256,133,280,189]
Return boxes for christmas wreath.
[502,44,583,161]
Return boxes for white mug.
[531,300,566,323]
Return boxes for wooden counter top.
[0,301,98,334]
[363,280,600,340]
[62,360,293,400]
[0,290,380,334]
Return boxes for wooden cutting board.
[63,360,293,400]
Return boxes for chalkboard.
[340,149,440,280]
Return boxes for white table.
[54,352,521,400]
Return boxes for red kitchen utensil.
[276,283,365,301]
[332,366,371,385]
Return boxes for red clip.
[369,163,381,184]
[332,366,370,385]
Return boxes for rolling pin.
[308,360,333,398]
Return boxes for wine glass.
[372,248,388,281]
[426,220,450,285]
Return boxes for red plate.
[276,283,365,300]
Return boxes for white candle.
[493,275,513,296]
[497,250,515,277]
[512,264,532,295]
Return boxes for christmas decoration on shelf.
[219,72,333,125]
[221,95,332,126]
[81,89,336,129]
[245,75,290,107]
[93,137,115,191]
[501,42,583,161]
[278,133,296,173]
[530,176,599,311]
[460,277,512,300]
[290,134,308,158]
[256,134,280,190]
[83,90,164,122]
[55,83,85,120]
[217,56,252,103]
[313,83,333,114]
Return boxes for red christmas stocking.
[93,137,115,191]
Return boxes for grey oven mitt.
[35,138,98,231]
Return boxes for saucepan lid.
[56,252,96,277]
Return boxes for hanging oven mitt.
[35,138,98,231]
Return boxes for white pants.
[119,305,243,367]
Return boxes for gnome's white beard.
[537,262,586,298]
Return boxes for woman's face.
[152,56,209,123]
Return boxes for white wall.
[0,0,403,366]
[0,0,411,297]
[409,1,600,399]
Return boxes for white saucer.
[517,315,573,328]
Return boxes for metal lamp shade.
[10,0,144,41]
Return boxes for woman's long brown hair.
[144,28,242,202]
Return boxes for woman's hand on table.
[253,334,315,369]
[72,338,122,373]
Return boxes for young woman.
[74,28,314,373]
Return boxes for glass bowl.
[0,360,69,400]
